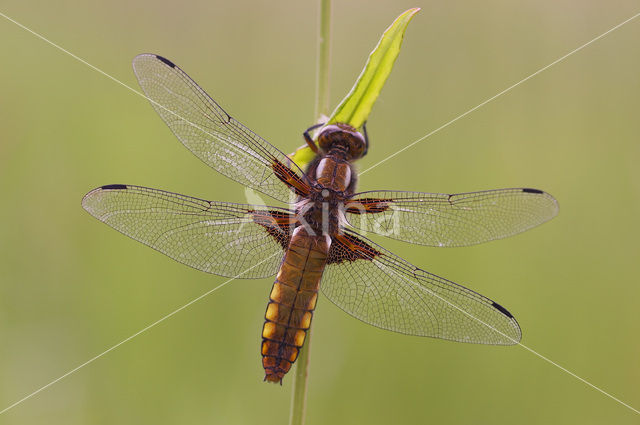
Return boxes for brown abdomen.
[262,227,330,383]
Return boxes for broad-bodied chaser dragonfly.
[82,54,558,383]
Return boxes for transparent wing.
[345,188,558,247]
[323,230,521,344]
[82,184,294,278]
[132,54,308,203]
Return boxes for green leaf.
[288,141,318,168]
[288,8,420,167]
[328,7,420,129]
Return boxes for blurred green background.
[1,1,639,424]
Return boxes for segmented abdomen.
[262,227,330,383]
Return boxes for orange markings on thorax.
[315,157,352,192]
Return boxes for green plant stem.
[289,1,331,425]
[314,0,331,120]
[289,327,312,425]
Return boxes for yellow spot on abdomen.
[288,347,299,362]
[270,283,281,301]
[263,322,276,339]
[294,329,306,347]
[308,293,318,310]
[265,303,279,322]
[300,311,312,329]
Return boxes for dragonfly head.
[317,123,367,160]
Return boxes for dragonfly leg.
[362,121,370,156]
[303,123,325,153]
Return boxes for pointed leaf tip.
[327,7,420,129]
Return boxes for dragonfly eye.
[349,134,367,160]
[317,124,366,160]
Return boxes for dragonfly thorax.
[315,157,352,192]
[295,188,346,237]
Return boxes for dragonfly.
[82,54,559,384]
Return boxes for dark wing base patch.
[328,233,381,264]
[250,210,297,250]
[345,198,390,214]
[272,159,310,197]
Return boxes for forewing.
[323,230,521,344]
[82,185,294,278]
[345,188,558,247]
[132,54,308,203]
